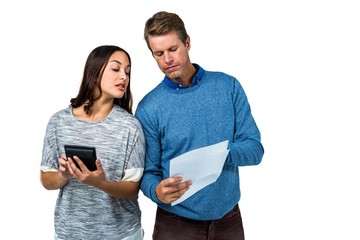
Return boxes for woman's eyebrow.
[110,60,130,68]
[110,60,122,65]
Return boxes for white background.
[1,0,359,239]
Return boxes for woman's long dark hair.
[70,45,133,114]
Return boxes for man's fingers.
[163,176,183,186]
[156,178,192,204]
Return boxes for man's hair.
[144,11,188,51]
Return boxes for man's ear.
[185,36,191,49]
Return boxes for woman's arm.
[40,155,70,190]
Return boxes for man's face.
[149,30,191,82]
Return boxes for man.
[135,11,264,240]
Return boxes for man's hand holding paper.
[170,140,229,206]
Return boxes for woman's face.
[100,51,130,101]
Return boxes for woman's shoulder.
[112,106,143,127]
[49,106,71,120]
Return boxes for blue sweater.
[135,64,264,220]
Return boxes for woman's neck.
[73,100,114,122]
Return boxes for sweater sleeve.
[135,106,163,204]
[227,79,264,167]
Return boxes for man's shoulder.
[201,70,238,89]
[204,69,234,79]
[138,83,166,105]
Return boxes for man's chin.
[167,72,179,80]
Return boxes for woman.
[40,45,145,240]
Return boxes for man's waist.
[158,203,239,222]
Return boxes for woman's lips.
[116,83,126,91]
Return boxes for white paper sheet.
[169,140,229,206]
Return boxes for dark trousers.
[152,204,245,240]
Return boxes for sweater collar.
[163,64,204,89]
